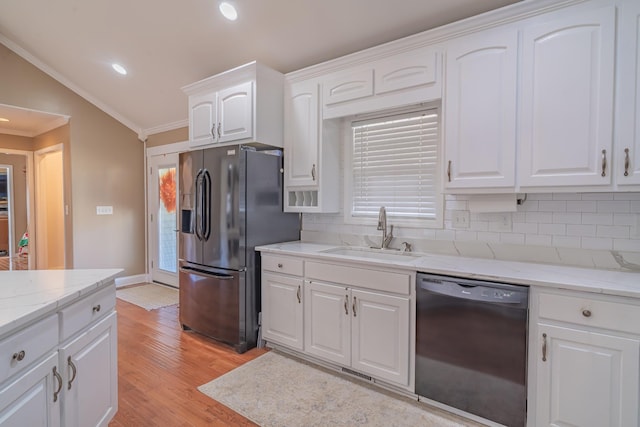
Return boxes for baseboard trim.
[115,274,149,288]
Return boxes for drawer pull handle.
[542,333,547,362]
[68,356,77,390]
[93,304,101,313]
[344,294,349,315]
[601,149,607,177]
[582,309,592,318]
[352,296,357,317]
[624,148,630,176]
[53,366,63,402]
[12,350,25,362]
[296,285,301,304]
[277,263,283,268]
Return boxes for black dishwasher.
[415,273,529,427]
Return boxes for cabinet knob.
[12,350,25,361]
[93,304,101,313]
[582,309,592,318]
[277,263,283,268]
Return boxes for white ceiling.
[0,0,519,138]
[0,104,69,138]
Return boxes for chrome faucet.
[377,206,394,249]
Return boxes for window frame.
[342,104,443,229]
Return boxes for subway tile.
[525,234,552,246]
[553,235,582,248]
[539,223,566,235]
[596,225,630,239]
[581,213,613,225]
[552,213,582,224]
[476,232,501,243]
[613,192,640,200]
[581,237,613,250]
[500,233,525,245]
[435,229,456,241]
[582,193,614,201]
[631,201,640,212]
[613,214,637,226]
[469,220,489,232]
[553,193,581,200]
[525,212,553,223]
[528,193,553,200]
[567,224,597,237]
[517,200,539,212]
[613,239,640,252]
[539,201,567,212]
[513,222,538,234]
[445,200,468,210]
[597,200,631,213]
[566,201,597,212]
[455,230,478,241]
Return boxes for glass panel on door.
[157,166,177,274]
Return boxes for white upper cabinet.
[616,0,640,186]
[217,81,253,143]
[283,78,340,213]
[518,6,616,188]
[443,27,518,190]
[183,62,283,150]
[321,47,441,119]
[285,80,319,188]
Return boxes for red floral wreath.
[159,169,176,213]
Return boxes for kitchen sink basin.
[321,247,420,262]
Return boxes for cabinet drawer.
[305,261,411,295]
[538,292,640,335]
[323,69,374,105]
[0,314,58,383]
[59,285,116,341]
[262,255,303,276]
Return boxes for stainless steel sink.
[321,247,420,262]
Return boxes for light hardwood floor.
[109,298,267,426]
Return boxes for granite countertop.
[0,269,122,338]
[257,241,640,299]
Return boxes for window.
[346,107,441,227]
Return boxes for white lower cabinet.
[59,312,118,427]
[262,272,304,350]
[0,352,60,427]
[531,289,640,427]
[304,280,410,386]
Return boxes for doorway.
[35,144,65,269]
[148,152,179,287]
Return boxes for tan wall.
[33,125,73,266]
[0,43,145,276]
[146,127,188,147]
[0,152,28,251]
[0,134,34,151]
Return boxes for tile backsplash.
[300,192,640,272]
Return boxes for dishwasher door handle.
[418,280,526,304]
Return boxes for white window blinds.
[351,109,439,220]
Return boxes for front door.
[148,153,179,287]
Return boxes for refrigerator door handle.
[180,265,235,280]
[203,169,212,241]
[194,168,204,241]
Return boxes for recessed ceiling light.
[112,63,127,75]
[219,2,238,21]
[0,118,9,122]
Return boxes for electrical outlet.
[96,205,113,215]
[452,211,470,228]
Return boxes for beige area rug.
[116,283,179,310]
[198,351,478,427]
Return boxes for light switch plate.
[96,206,113,215]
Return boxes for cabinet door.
[0,352,60,427]
[189,92,217,148]
[262,273,304,350]
[59,312,117,427]
[535,323,640,427]
[284,80,319,188]
[519,7,616,187]
[444,27,518,189]
[218,81,253,143]
[351,289,410,386]
[616,0,640,185]
[304,281,350,366]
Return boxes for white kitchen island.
[0,269,121,427]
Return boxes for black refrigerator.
[178,145,299,353]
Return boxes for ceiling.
[0,0,520,138]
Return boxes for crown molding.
[143,119,188,137]
[0,34,143,136]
